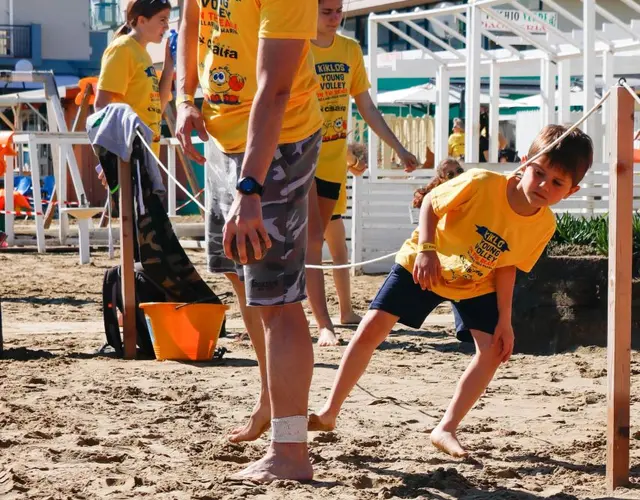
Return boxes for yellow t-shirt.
[198,0,322,153]
[448,131,465,158]
[395,169,556,301]
[98,35,162,153]
[312,35,370,183]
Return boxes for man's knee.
[259,302,305,328]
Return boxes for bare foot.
[308,412,336,432]
[229,403,271,443]
[228,444,313,483]
[234,332,249,343]
[430,426,468,458]
[339,311,362,325]
[318,327,340,347]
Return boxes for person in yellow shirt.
[309,0,419,347]
[176,0,322,482]
[95,0,174,156]
[447,117,465,159]
[309,125,594,458]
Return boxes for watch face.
[238,177,258,194]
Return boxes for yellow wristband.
[418,242,436,253]
[176,94,195,106]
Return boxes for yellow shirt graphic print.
[443,225,510,283]
[197,0,322,154]
[395,169,557,301]
[312,35,370,183]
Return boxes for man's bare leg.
[309,310,398,431]
[231,302,314,482]
[430,330,502,458]
[225,273,271,443]
[306,183,339,346]
[324,217,361,325]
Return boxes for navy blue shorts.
[370,264,499,342]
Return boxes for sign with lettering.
[481,9,558,33]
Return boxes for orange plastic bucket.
[139,302,229,361]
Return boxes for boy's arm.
[494,265,516,362]
[418,192,439,246]
[413,193,442,290]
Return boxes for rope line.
[620,79,640,107]
[511,87,613,176]
[135,130,208,213]
[306,251,398,270]
[175,188,205,212]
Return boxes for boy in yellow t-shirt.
[309,125,594,458]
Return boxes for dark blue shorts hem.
[369,264,500,342]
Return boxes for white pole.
[57,144,68,244]
[4,156,14,244]
[435,65,450,164]
[367,14,379,179]
[602,50,615,163]
[489,61,500,163]
[27,137,45,253]
[540,56,556,128]
[350,174,363,276]
[558,59,571,126]
[464,1,481,163]
[583,0,596,137]
[167,145,177,216]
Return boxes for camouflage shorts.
[205,132,321,306]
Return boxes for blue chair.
[41,176,55,201]
[15,176,32,197]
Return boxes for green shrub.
[551,213,640,256]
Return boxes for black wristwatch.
[236,176,264,196]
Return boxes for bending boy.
[310,125,594,457]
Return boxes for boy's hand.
[413,251,441,290]
[493,318,515,363]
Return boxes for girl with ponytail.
[96,0,174,155]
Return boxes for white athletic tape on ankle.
[271,416,308,443]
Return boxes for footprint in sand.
[313,432,339,443]
[76,437,100,447]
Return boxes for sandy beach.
[1,250,640,499]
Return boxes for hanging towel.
[87,103,166,212]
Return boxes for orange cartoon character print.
[207,65,245,105]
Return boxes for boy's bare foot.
[229,402,271,443]
[339,311,362,325]
[430,426,468,458]
[308,411,336,432]
[228,444,313,483]
[318,327,340,347]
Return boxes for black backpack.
[101,263,167,358]
[101,264,228,358]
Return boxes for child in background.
[310,125,594,459]
[95,0,174,158]
[412,158,464,209]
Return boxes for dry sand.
[1,250,640,499]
